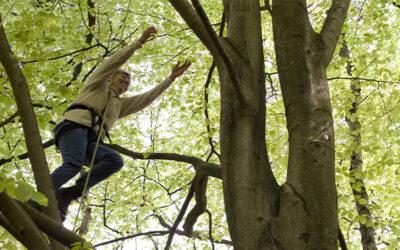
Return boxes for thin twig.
[20,44,101,64]
[204,61,220,162]
[0,111,18,129]
[327,76,400,85]
[94,230,169,247]
[164,180,195,249]
[205,209,215,250]
[154,213,231,245]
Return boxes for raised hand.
[171,61,192,80]
[139,27,157,44]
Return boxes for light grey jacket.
[61,39,174,138]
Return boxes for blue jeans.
[51,120,123,191]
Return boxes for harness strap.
[65,105,97,128]
[63,104,112,142]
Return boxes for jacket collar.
[108,85,120,98]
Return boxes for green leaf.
[359,215,367,225]
[16,172,23,180]
[5,184,17,200]
[29,191,48,206]
[382,151,390,161]
[354,170,362,179]
[358,198,368,205]
[15,182,33,202]
[70,241,94,250]
[143,152,152,159]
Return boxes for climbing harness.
[56,104,112,146]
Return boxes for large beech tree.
[0,0,399,249]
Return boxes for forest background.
[0,0,399,249]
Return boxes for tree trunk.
[152,0,351,248]
[218,0,279,249]
[270,0,344,248]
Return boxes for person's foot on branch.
[56,185,83,221]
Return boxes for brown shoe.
[56,185,82,221]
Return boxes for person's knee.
[107,153,124,171]
[115,154,124,169]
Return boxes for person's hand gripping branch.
[139,27,157,45]
[171,61,192,81]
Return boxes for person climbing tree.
[50,26,191,221]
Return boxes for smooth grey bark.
[169,0,352,248]
[172,1,280,248]
[270,0,350,248]
[219,0,279,249]
[170,1,280,249]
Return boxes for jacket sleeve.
[82,40,143,92]
[118,76,174,118]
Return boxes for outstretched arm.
[83,27,157,91]
[119,61,192,118]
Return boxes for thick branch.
[1,141,221,180]
[183,174,208,234]
[168,0,245,104]
[0,14,60,223]
[320,0,351,65]
[20,201,88,247]
[191,0,245,103]
[0,192,51,249]
[107,144,222,179]
[167,0,217,56]
[0,212,29,248]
